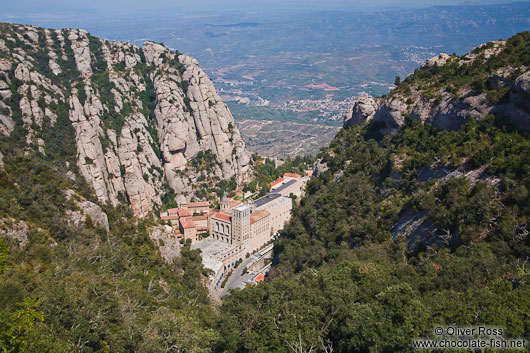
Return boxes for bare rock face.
[392,209,440,249]
[420,53,450,69]
[506,71,530,130]
[372,97,410,133]
[117,113,163,216]
[64,190,110,231]
[343,39,528,134]
[149,50,252,198]
[0,24,252,217]
[0,218,29,248]
[312,158,329,178]
[343,97,379,128]
[411,91,494,131]
[149,225,181,264]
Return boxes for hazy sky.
[2,0,522,16]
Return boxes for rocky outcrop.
[147,48,252,203]
[343,97,379,128]
[149,225,181,263]
[64,190,110,231]
[117,113,163,216]
[392,209,441,249]
[420,53,450,69]
[416,164,500,187]
[505,71,530,130]
[372,97,410,133]
[343,39,530,133]
[0,218,29,248]
[0,23,252,217]
[347,86,497,133]
[312,158,329,178]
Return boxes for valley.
[236,119,340,158]
[0,2,529,352]
[3,2,530,157]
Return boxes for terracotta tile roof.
[167,208,179,215]
[213,212,231,222]
[284,173,301,179]
[191,215,208,221]
[270,177,284,187]
[161,215,179,221]
[305,170,313,177]
[250,210,270,225]
[228,200,243,209]
[180,218,196,229]
[177,209,192,218]
[186,201,210,208]
[254,273,265,283]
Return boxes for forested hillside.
[1,22,530,353]
[216,32,530,352]
[0,142,218,351]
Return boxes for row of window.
[215,221,231,235]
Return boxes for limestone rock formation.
[372,97,410,133]
[343,96,379,128]
[392,209,439,249]
[0,218,29,248]
[506,71,530,130]
[420,53,450,69]
[312,158,329,178]
[64,190,110,231]
[149,225,181,264]
[343,39,530,133]
[0,23,252,217]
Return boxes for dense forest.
[217,115,530,352]
[1,23,530,352]
[0,134,217,352]
[215,32,530,352]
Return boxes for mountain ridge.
[214,31,530,352]
[344,32,530,133]
[0,22,252,217]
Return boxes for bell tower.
[231,205,251,245]
[220,192,230,212]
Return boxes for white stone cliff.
[0,24,252,217]
[343,40,530,133]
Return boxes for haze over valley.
[3,1,530,156]
[1,0,530,351]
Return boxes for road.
[220,253,261,297]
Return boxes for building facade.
[161,191,296,292]
[255,193,292,234]
[270,173,310,198]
